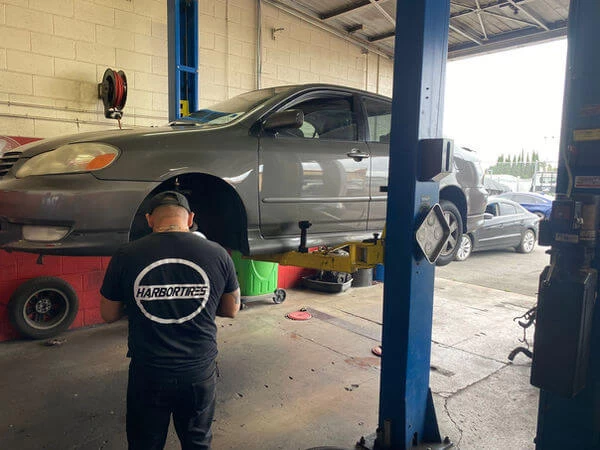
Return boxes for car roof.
[499,192,552,201]
[274,83,392,101]
[488,196,527,209]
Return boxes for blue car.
[497,192,553,219]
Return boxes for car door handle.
[347,148,370,162]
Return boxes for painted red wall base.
[0,250,110,341]
[0,251,311,341]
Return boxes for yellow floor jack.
[253,220,386,277]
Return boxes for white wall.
[0,0,394,138]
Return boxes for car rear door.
[361,95,392,232]
[258,92,370,238]
[497,201,523,246]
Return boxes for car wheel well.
[440,186,467,232]
[129,173,249,254]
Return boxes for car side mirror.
[263,110,304,131]
[484,213,494,220]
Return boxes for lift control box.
[418,138,454,182]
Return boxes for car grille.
[0,151,22,178]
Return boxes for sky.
[443,38,568,169]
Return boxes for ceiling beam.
[481,10,539,28]
[368,31,396,43]
[449,21,567,59]
[505,0,549,30]
[321,0,391,21]
[449,23,483,45]
[263,0,393,59]
[368,0,396,26]
[450,0,537,19]
[475,0,488,40]
[346,24,364,34]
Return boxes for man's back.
[101,232,238,372]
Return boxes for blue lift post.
[167,0,199,122]
[533,1,600,448]
[377,1,450,449]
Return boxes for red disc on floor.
[286,310,312,321]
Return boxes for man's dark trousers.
[126,361,216,450]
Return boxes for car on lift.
[497,191,553,219]
[454,197,540,261]
[0,84,487,264]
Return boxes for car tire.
[436,200,464,266]
[8,277,79,340]
[454,234,472,261]
[516,229,536,254]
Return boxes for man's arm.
[100,296,125,323]
[217,288,241,318]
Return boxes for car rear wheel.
[455,234,472,261]
[436,200,464,266]
[516,229,536,254]
[8,277,79,339]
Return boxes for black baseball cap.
[148,191,191,213]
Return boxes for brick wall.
[0,251,110,341]
[0,0,168,136]
[198,0,394,106]
[0,251,309,341]
[0,0,393,138]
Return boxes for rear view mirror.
[484,213,494,220]
[263,110,304,131]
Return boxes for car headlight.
[16,143,119,178]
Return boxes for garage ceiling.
[265,0,569,59]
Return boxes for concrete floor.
[0,245,549,450]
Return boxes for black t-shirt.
[100,232,239,372]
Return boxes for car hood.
[14,125,211,158]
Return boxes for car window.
[486,203,499,216]
[185,87,290,125]
[499,202,518,215]
[515,204,528,214]
[532,196,550,205]
[281,96,358,141]
[362,97,392,143]
[513,194,532,203]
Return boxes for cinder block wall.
[0,0,393,137]
[198,0,394,106]
[0,0,169,136]
[0,0,394,340]
[0,251,110,341]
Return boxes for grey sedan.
[455,197,539,261]
[0,84,486,262]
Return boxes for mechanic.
[100,190,241,450]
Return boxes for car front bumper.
[0,174,157,255]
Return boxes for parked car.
[497,191,553,219]
[0,84,487,267]
[454,197,540,261]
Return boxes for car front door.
[258,92,371,238]
[476,202,515,250]
[361,95,391,232]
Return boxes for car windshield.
[173,87,293,126]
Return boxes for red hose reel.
[98,68,128,120]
